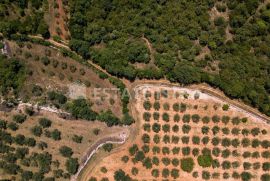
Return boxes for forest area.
[68,0,270,116]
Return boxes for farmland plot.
[85,84,270,181]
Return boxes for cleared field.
[85,84,270,181]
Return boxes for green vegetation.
[180,157,194,173]
[198,154,213,168]
[68,0,270,116]
[0,56,26,95]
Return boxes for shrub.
[192,148,200,156]
[163,103,170,110]
[222,138,231,147]
[152,156,159,166]
[222,161,231,169]
[153,102,160,111]
[201,126,209,134]
[0,119,7,129]
[263,162,270,171]
[151,169,159,178]
[212,115,220,123]
[197,154,213,168]
[172,158,179,166]
[153,112,159,120]
[182,124,191,134]
[142,134,150,143]
[31,126,43,137]
[251,128,260,136]
[201,138,209,147]
[231,128,240,135]
[180,136,188,144]
[241,138,251,147]
[142,145,149,153]
[143,112,151,122]
[261,174,270,181]
[143,157,152,169]
[162,113,169,122]
[222,116,230,124]
[192,136,200,145]
[162,147,170,155]
[180,103,187,112]
[51,129,61,140]
[65,158,79,175]
[243,162,252,170]
[129,144,138,156]
[232,117,241,125]
[152,123,160,133]
[172,147,180,154]
[240,172,252,181]
[180,157,194,173]
[222,104,229,111]
[173,103,179,111]
[153,135,160,144]
[161,157,170,166]
[163,135,170,144]
[222,127,230,135]
[13,114,27,124]
[202,116,210,124]
[212,147,220,157]
[143,101,151,110]
[202,171,211,180]
[172,125,179,133]
[192,114,200,123]
[212,137,220,146]
[171,169,179,179]
[173,114,180,122]
[182,147,191,155]
[38,118,52,128]
[72,135,83,143]
[25,107,35,116]
[59,146,73,157]
[7,122,18,131]
[231,139,240,148]
[134,151,145,162]
[131,167,138,176]
[212,126,220,135]
[183,114,191,123]
[162,124,170,132]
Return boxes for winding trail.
[71,131,128,181]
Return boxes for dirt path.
[142,37,155,66]
[72,131,128,181]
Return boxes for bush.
[162,113,169,122]
[152,123,160,133]
[7,122,18,131]
[143,101,151,110]
[72,135,83,143]
[59,146,73,157]
[202,116,210,124]
[173,103,179,112]
[171,169,179,179]
[163,103,170,110]
[151,169,159,178]
[103,143,113,152]
[183,114,191,123]
[197,154,213,168]
[181,157,194,173]
[222,104,229,111]
[51,129,61,140]
[173,114,180,122]
[143,112,151,122]
[192,114,200,123]
[182,124,191,134]
[65,158,79,175]
[39,118,52,128]
[129,144,138,156]
[13,114,27,124]
[31,126,43,137]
